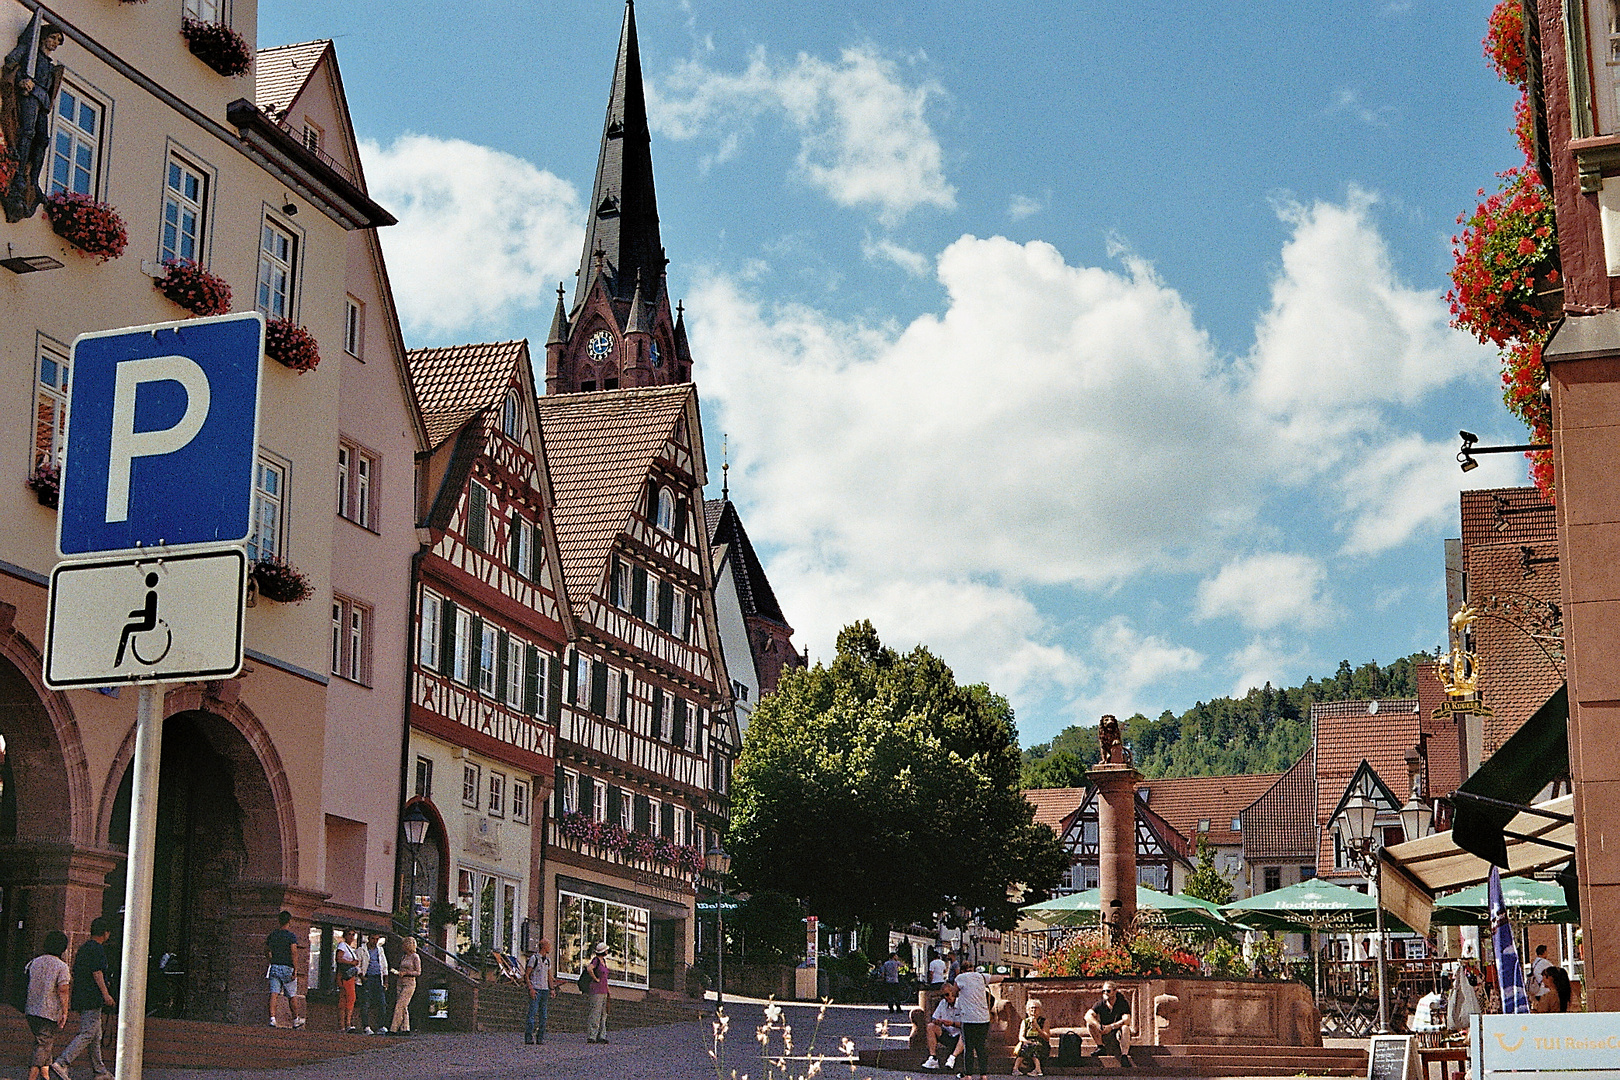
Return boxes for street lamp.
[705,842,731,1009]
[1335,795,1389,1034]
[1398,796,1433,846]
[402,803,430,935]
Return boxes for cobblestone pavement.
[2,1000,1368,1080]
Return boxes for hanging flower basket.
[250,556,312,604]
[1448,168,1559,349]
[27,462,60,509]
[43,191,128,262]
[155,259,232,317]
[181,17,253,77]
[265,317,322,373]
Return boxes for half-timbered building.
[1022,785,1193,896]
[405,339,571,961]
[536,386,735,995]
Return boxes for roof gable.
[536,384,697,605]
[705,498,790,627]
[409,341,531,450]
[255,40,329,119]
[1137,772,1282,847]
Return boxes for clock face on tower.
[587,330,614,361]
[650,339,662,368]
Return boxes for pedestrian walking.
[881,951,902,1013]
[584,942,611,1044]
[523,938,558,1045]
[926,949,947,988]
[264,910,306,1029]
[22,931,71,1080]
[51,916,116,1080]
[334,930,359,1032]
[389,937,420,1035]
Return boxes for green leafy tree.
[729,621,1067,933]
[726,890,808,964]
[1182,837,1234,907]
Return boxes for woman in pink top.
[585,942,612,1043]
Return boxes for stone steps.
[864,1042,1369,1077]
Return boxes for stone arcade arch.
[0,613,113,1003]
[99,684,299,1023]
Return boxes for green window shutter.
[634,793,651,834]
[467,483,487,551]
[657,579,674,633]
[673,697,688,748]
[580,776,594,817]
[495,629,510,701]
[651,686,664,740]
[547,654,563,726]
[524,646,540,716]
[566,648,579,704]
[631,566,647,619]
[647,480,659,521]
[508,519,522,574]
[469,615,484,688]
[554,770,567,817]
[606,785,623,824]
[659,802,674,839]
[610,555,623,607]
[438,600,457,677]
[590,659,609,716]
[531,522,544,582]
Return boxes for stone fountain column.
[1090,716,1140,945]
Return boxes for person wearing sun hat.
[585,942,612,1044]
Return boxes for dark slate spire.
[547,283,570,346]
[574,0,664,312]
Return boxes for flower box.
[44,191,128,262]
[265,317,322,373]
[181,17,252,77]
[27,462,59,509]
[155,259,232,316]
[250,557,312,604]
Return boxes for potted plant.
[180,17,252,77]
[250,556,312,604]
[265,317,322,373]
[428,899,460,929]
[27,461,59,508]
[155,259,232,316]
[43,191,128,262]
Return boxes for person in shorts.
[264,910,305,1029]
[23,931,71,1080]
[920,977,964,1072]
[1085,981,1132,1066]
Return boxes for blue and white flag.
[1489,866,1530,1013]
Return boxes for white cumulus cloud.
[1195,554,1334,631]
[649,45,956,222]
[360,135,584,340]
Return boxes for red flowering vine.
[1484,0,1527,87]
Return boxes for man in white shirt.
[921,979,964,1071]
[1530,945,1553,1001]
[927,951,948,987]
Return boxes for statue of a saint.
[3,14,67,222]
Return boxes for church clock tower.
[546,0,693,395]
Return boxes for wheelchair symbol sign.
[44,549,246,688]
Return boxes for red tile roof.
[536,385,696,606]
[1459,487,1556,558]
[1464,542,1565,757]
[1240,749,1317,863]
[1312,698,1423,876]
[407,341,529,449]
[1415,663,1463,800]
[254,40,330,120]
[1024,787,1088,833]
[1136,773,1281,848]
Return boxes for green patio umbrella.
[1022,885,1229,930]
[1224,879,1386,933]
[1430,877,1575,926]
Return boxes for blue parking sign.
[58,312,264,557]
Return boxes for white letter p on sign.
[105,355,211,524]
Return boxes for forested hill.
[1021,653,1436,787]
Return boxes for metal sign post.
[44,312,264,1080]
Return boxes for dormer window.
[656,487,675,532]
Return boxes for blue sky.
[260,1,1531,746]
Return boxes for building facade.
[0,0,395,1021]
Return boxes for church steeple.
[548,0,688,396]
[574,0,664,312]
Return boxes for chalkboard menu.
[1368,1035,1414,1080]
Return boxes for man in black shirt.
[1084,981,1132,1067]
[265,910,306,1029]
[51,916,116,1080]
